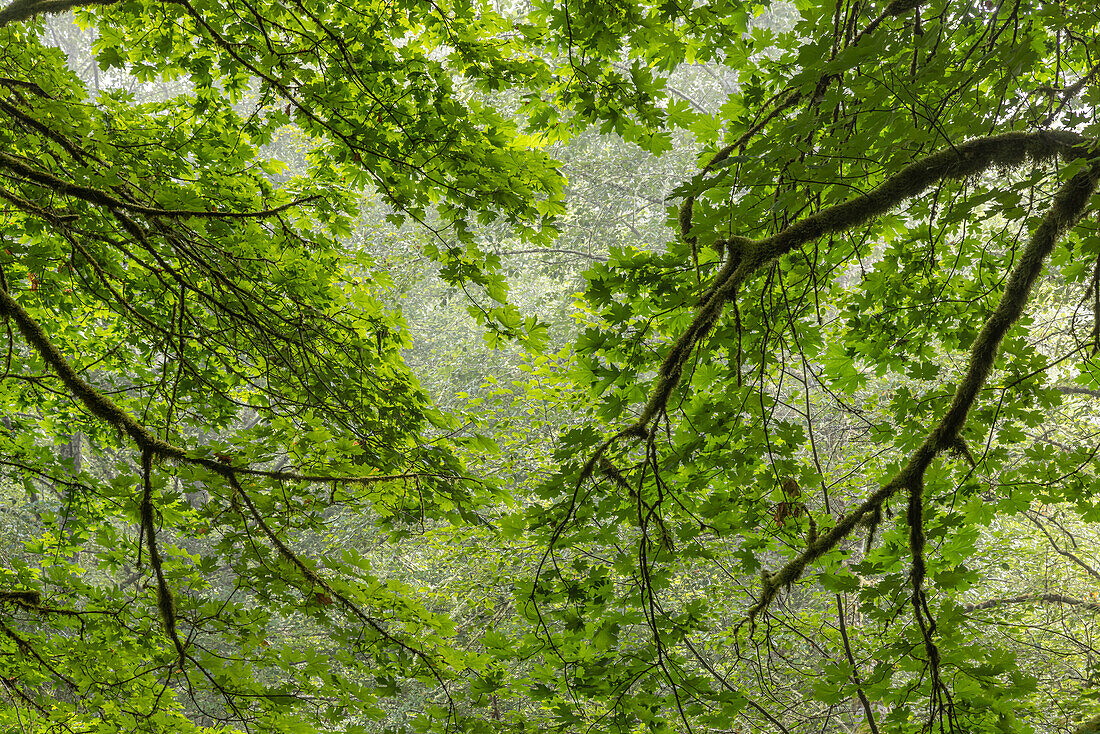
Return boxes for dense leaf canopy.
[1,0,1100,732]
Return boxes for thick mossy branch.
[0,279,466,678]
[739,131,1085,269]
[0,0,117,26]
[930,163,1099,444]
[605,134,1094,605]
[0,287,183,460]
[747,159,1100,621]
[906,475,942,686]
[0,281,456,680]
[140,448,186,668]
[0,589,41,608]
[0,96,96,167]
[0,284,457,483]
[642,131,1089,437]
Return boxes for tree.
[0,0,563,730]
[3,0,1100,733]
[517,1,1100,732]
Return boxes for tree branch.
[964,592,1100,613]
[744,155,1100,620]
[0,152,320,220]
[1057,385,1100,398]
[581,131,1093,518]
[0,284,465,489]
[493,248,608,262]
[225,472,454,699]
[140,447,186,668]
[836,594,879,734]
[0,0,118,27]
[1042,60,1100,127]
[1025,512,1100,581]
[646,131,1089,440]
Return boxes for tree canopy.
[2,0,1100,732]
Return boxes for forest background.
[1,0,1100,732]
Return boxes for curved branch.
[0,286,182,459]
[0,152,320,220]
[679,0,926,246]
[746,156,1100,620]
[0,0,118,27]
[678,89,801,244]
[1025,512,1100,581]
[0,619,77,688]
[0,279,462,695]
[964,592,1100,613]
[582,132,1094,537]
[645,130,1088,439]
[226,472,454,700]
[0,285,463,481]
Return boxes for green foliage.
[517,1,1100,733]
[2,0,1100,732]
[0,0,559,728]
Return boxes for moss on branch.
[746,158,1100,620]
[0,0,118,27]
[642,130,1090,438]
[140,449,186,668]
